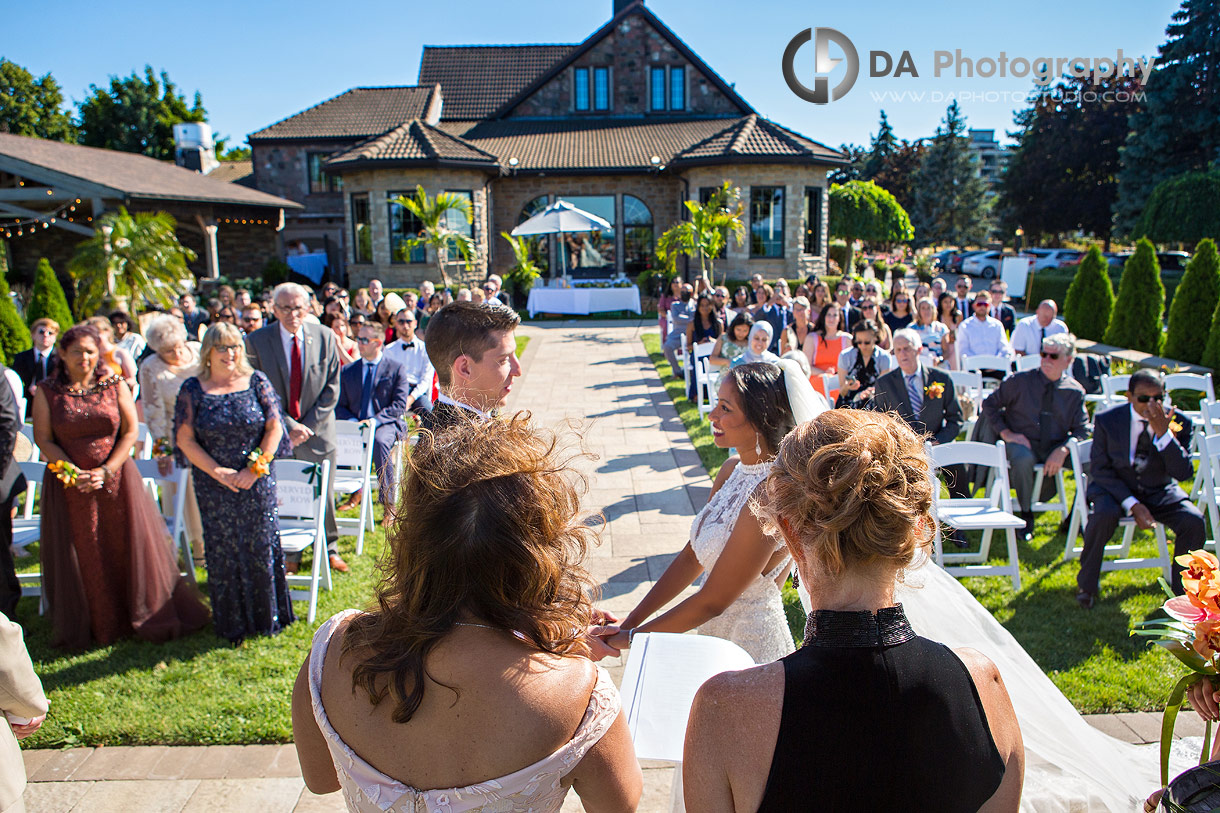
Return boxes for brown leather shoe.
[337,491,363,512]
[329,554,350,573]
[285,561,300,575]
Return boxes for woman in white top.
[293,416,641,813]
[912,296,951,367]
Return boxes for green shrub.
[27,258,73,331]
[828,241,849,273]
[872,258,889,278]
[1103,238,1165,355]
[1063,247,1115,342]
[1165,239,1220,364]
[262,259,290,288]
[0,265,30,365]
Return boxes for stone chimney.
[613,0,640,17]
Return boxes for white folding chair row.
[1099,374,1130,409]
[277,459,333,624]
[927,440,1024,589]
[1061,438,1171,581]
[960,355,1013,393]
[693,341,717,421]
[333,421,376,555]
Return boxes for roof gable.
[249,86,440,141]
[419,44,576,120]
[671,115,846,166]
[326,119,499,171]
[490,3,754,120]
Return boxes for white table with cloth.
[286,253,328,284]
[526,285,641,317]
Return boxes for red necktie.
[289,335,302,420]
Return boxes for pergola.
[0,133,300,280]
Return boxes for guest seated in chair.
[1076,369,1203,609]
[336,323,411,509]
[980,332,1088,540]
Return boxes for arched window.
[518,195,550,275]
[622,195,653,276]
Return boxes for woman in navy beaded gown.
[174,323,294,643]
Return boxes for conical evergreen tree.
[0,263,30,365]
[1063,246,1115,342]
[910,102,991,247]
[1113,0,1220,234]
[27,257,73,330]
[1103,238,1166,354]
[861,111,899,180]
[1165,239,1220,363]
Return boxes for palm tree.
[656,181,745,286]
[392,186,475,289]
[68,207,196,317]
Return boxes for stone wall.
[680,163,831,279]
[509,11,743,118]
[339,168,494,289]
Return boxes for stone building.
[248,0,845,289]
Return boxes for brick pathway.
[18,319,1198,812]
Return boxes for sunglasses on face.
[215,344,242,353]
[974,302,990,308]
[862,304,877,310]
[895,298,909,304]
[1040,351,1061,360]
[355,336,377,345]
[856,340,875,346]
[1136,393,1166,403]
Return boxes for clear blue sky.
[4,0,1181,151]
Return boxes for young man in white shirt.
[956,291,1013,363]
[382,308,435,414]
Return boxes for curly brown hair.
[756,409,933,578]
[341,413,598,723]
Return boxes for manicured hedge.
[1028,267,1183,314]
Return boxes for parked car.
[948,250,990,274]
[1020,248,1083,272]
[1158,251,1190,271]
[961,251,1005,278]
[930,249,961,271]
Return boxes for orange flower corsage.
[152,438,173,459]
[48,460,80,485]
[924,382,945,399]
[247,448,272,479]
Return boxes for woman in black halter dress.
[682,409,1024,812]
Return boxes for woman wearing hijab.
[731,322,781,369]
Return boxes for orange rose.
[1193,618,1220,663]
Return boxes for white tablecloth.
[527,286,641,317]
[286,253,328,283]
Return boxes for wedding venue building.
[248,0,846,288]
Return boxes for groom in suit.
[336,322,411,499]
[12,319,58,419]
[422,301,522,433]
[1077,369,1204,607]
[245,282,348,573]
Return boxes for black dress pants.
[1078,492,1205,595]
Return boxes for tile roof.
[671,115,846,166]
[0,133,301,209]
[326,120,499,170]
[248,86,439,141]
[208,160,255,187]
[418,45,575,120]
[431,117,845,172]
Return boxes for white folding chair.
[1014,354,1041,373]
[1165,372,1215,422]
[961,354,1014,383]
[16,424,39,462]
[1194,432,1220,550]
[693,341,717,421]
[1100,374,1131,409]
[1061,438,1171,581]
[927,440,1025,589]
[947,370,984,439]
[678,333,689,385]
[821,373,840,404]
[133,422,154,460]
[14,462,44,611]
[277,459,333,624]
[333,421,376,556]
[131,459,195,583]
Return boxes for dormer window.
[574,67,590,111]
[650,66,686,112]
[573,66,611,112]
[593,67,610,110]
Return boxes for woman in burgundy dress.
[33,324,208,650]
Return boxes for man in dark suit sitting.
[988,280,1017,335]
[12,319,58,419]
[336,322,411,502]
[422,301,522,433]
[1077,369,1204,608]
[871,329,969,542]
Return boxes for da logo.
[782,27,859,104]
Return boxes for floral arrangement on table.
[573,279,634,289]
[47,459,80,486]
[1134,551,1220,786]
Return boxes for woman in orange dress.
[86,317,137,392]
[804,304,850,400]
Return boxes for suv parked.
[1020,248,1082,272]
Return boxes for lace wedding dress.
[308,610,622,812]
[690,460,795,664]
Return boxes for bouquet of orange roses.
[247,448,272,479]
[1134,550,1220,786]
[47,459,80,486]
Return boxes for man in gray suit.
[245,282,348,573]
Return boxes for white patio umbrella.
[510,199,612,276]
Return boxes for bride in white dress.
[599,360,826,663]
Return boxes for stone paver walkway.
[18,319,1201,811]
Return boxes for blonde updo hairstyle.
[757,409,934,580]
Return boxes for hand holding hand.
[231,468,258,490]
[1131,502,1156,530]
[586,624,621,661]
[1043,447,1068,477]
[10,713,45,739]
[212,466,240,492]
[288,426,313,446]
[604,629,632,652]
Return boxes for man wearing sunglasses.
[987,281,1016,334]
[980,332,1088,541]
[1077,369,1202,608]
[382,308,434,416]
[957,291,1013,368]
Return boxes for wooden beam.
[0,201,92,236]
[0,188,81,202]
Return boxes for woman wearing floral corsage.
[174,322,295,645]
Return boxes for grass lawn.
[515,335,529,358]
[640,333,1181,714]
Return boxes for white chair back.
[14,462,45,611]
[1100,374,1131,408]
[1165,372,1216,404]
[131,459,194,582]
[277,459,333,623]
[16,424,38,462]
[693,341,717,421]
[821,373,839,403]
[133,422,153,460]
[1014,354,1041,373]
[961,355,1013,377]
[333,421,376,555]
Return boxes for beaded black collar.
[801,605,916,649]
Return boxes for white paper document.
[619,632,755,763]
